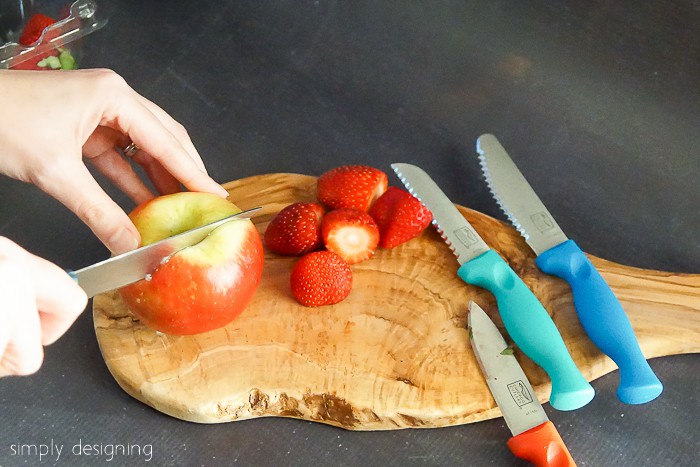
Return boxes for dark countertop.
[1,1,698,465]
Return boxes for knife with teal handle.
[477,133,662,405]
[392,163,595,411]
[459,249,595,410]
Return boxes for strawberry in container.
[0,0,106,71]
[13,12,71,70]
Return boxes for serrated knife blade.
[477,133,662,405]
[476,135,567,255]
[69,207,261,298]
[391,163,594,411]
[469,301,576,466]
[390,164,490,264]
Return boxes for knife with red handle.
[508,421,575,467]
[469,301,577,466]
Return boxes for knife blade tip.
[476,133,500,153]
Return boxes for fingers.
[0,313,44,377]
[29,255,88,345]
[89,147,156,204]
[83,127,155,204]
[0,238,87,377]
[34,160,141,255]
[83,71,227,202]
[129,148,183,196]
[136,95,208,173]
[0,260,43,377]
[84,124,183,198]
[100,85,228,198]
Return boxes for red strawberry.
[290,251,353,307]
[317,165,388,211]
[11,54,53,70]
[264,202,325,256]
[321,208,379,264]
[369,186,433,248]
[19,14,56,46]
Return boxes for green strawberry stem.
[58,48,76,70]
[37,48,77,70]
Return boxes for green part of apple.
[130,192,242,247]
[178,219,250,266]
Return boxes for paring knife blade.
[469,301,577,467]
[69,207,261,298]
[391,163,594,411]
[477,133,662,405]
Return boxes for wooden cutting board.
[93,173,699,430]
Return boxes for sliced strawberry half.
[264,202,325,256]
[321,208,379,264]
[290,251,353,307]
[369,186,433,248]
[317,165,388,211]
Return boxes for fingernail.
[214,184,229,198]
[109,228,140,255]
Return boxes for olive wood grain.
[92,173,699,430]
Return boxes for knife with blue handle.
[476,133,662,405]
[391,163,594,411]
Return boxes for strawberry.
[264,202,325,256]
[369,186,433,248]
[321,208,379,264]
[11,55,51,70]
[290,251,353,307]
[13,13,74,71]
[317,165,388,211]
[18,13,56,46]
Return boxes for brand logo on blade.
[531,211,555,233]
[508,380,534,407]
[454,227,478,247]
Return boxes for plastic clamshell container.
[0,0,106,70]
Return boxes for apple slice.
[119,192,264,335]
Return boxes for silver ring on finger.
[121,141,139,158]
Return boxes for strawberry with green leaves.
[13,13,76,70]
[369,186,433,248]
[264,202,325,256]
[290,251,353,307]
[321,208,379,264]
[317,165,388,211]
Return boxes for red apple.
[118,192,264,335]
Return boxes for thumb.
[37,162,141,255]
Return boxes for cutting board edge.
[93,349,508,430]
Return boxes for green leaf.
[500,346,515,356]
[38,56,62,69]
[58,49,77,70]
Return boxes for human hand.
[0,237,87,377]
[0,68,229,254]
